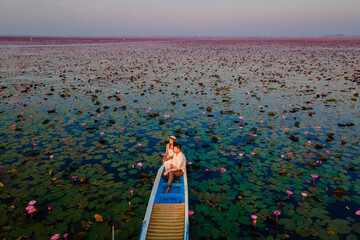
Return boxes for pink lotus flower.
[137,162,143,167]
[195,137,200,140]
[251,215,257,225]
[82,123,86,126]
[188,162,192,165]
[302,192,307,201]
[220,168,226,173]
[25,205,36,214]
[188,210,194,216]
[63,233,68,239]
[205,168,209,172]
[138,143,142,147]
[28,200,36,206]
[325,151,330,154]
[274,210,281,215]
[356,210,360,216]
[286,190,293,199]
[50,155,54,159]
[251,152,255,157]
[239,153,243,157]
[48,206,53,211]
[274,210,281,223]
[72,176,78,180]
[50,234,60,240]
[311,174,318,186]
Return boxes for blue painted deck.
[154,168,185,204]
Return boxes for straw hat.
[169,136,177,141]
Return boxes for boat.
[139,164,189,240]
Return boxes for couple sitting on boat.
[162,136,186,194]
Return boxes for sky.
[0,0,360,37]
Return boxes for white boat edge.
[184,165,189,240]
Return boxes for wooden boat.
[139,164,189,240]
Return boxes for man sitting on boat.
[162,143,186,194]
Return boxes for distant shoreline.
[1,36,360,46]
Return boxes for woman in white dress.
[163,136,176,170]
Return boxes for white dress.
[164,146,174,170]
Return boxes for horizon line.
[1,34,360,39]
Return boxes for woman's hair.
[173,143,182,151]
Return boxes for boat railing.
[184,169,189,240]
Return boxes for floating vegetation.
[0,37,359,239]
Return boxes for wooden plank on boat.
[146,203,185,240]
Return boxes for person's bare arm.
[164,144,169,157]
[164,167,179,175]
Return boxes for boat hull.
[139,164,189,240]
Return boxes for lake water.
[0,37,359,239]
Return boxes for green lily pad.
[328,219,352,234]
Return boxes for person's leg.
[173,170,184,183]
[164,172,174,193]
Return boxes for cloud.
[0,0,359,36]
